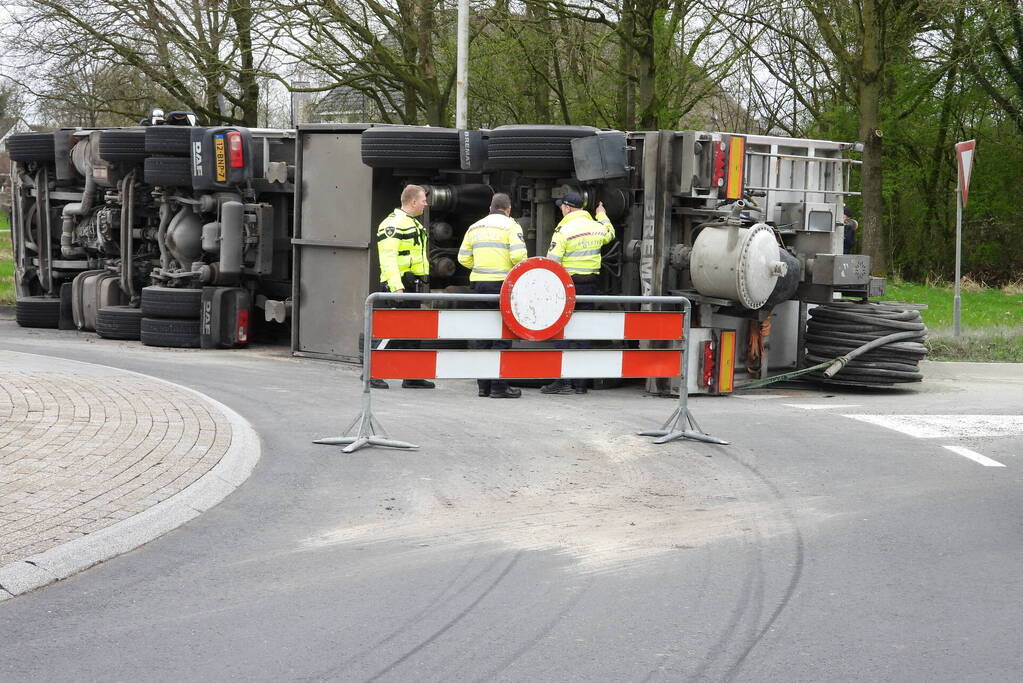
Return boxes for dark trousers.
[470,281,511,394]
[555,280,598,390]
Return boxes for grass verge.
[882,280,1023,362]
[0,212,14,305]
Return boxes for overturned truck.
[7,123,295,347]
[7,122,927,391]
[292,124,926,392]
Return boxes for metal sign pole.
[954,176,962,337]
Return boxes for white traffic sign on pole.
[953,139,975,337]
[955,140,976,208]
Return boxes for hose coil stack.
[804,301,928,386]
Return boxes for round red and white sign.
[500,258,576,341]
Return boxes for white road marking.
[943,446,1006,468]
[784,404,861,410]
[843,414,1023,439]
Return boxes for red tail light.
[236,308,249,343]
[701,340,715,387]
[227,131,244,168]
[712,141,726,188]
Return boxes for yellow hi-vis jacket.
[457,212,528,281]
[377,208,428,292]
[547,208,615,276]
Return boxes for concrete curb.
[0,353,261,602]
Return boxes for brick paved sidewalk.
[0,351,234,567]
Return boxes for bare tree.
[6,0,276,125]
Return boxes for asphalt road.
[2,322,1022,682]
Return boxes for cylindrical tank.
[689,222,787,309]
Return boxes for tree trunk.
[857,0,886,275]
[635,3,658,129]
[229,0,260,126]
[619,0,635,128]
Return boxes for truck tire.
[486,125,598,170]
[99,130,148,162]
[96,305,144,340]
[141,286,203,319]
[144,126,196,155]
[361,127,460,168]
[140,317,201,348]
[143,157,192,187]
[15,296,61,328]
[7,133,56,163]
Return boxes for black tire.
[58,282,75,330]
[99,130,148,162]
[140,317,200,348]
[361,127,460,168]
[15,296,61,328]
[143,157,192,187]
[7,133,55,163]
[96,305,144,340]
[141,286,203,319]
[144,126,196,155]
[487,125,599,170]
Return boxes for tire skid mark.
[470,574,595,682]
[306,548,500,681]
[365,551,524,682]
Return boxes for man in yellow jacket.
[542,191,615,395]
[373,184,434,389]
[457,192,526,398]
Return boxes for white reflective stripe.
[566,248,601,256]
[562,312,625,340]
[560,350,623,378]
[548,254,562,262]
[435,350,501,378]
[472,241,509,249]
[509,245,527,251]
[566,268,599,274]
[473,267,509,274]
[458,249,471,257]
[437,310,504,339]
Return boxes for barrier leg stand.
[638,341,729,446]
[314,296,419,453]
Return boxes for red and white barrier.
[317,258,728,453]
[371,349,682,380]
[372,310,684,341]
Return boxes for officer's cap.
[555,192,585,209]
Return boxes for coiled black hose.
[803,301,928,386]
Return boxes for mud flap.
[200,287,251,349]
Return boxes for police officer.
[373,184,435,389]
[541,191,615,395]
[457,193,527,398]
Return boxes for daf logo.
[192,141,203,176]
[202,299,213,335]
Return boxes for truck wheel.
[7,133,56,163]
[99,130,148,162]
[96,305,144,340]
[140,317,201,348]
[486,125,598,170]
[361,127,460,168]
[144,126,196,155]
[143,157,192,187]
[141,286,203,318]
[15,296,61,328]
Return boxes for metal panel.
[292,130,374,361]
